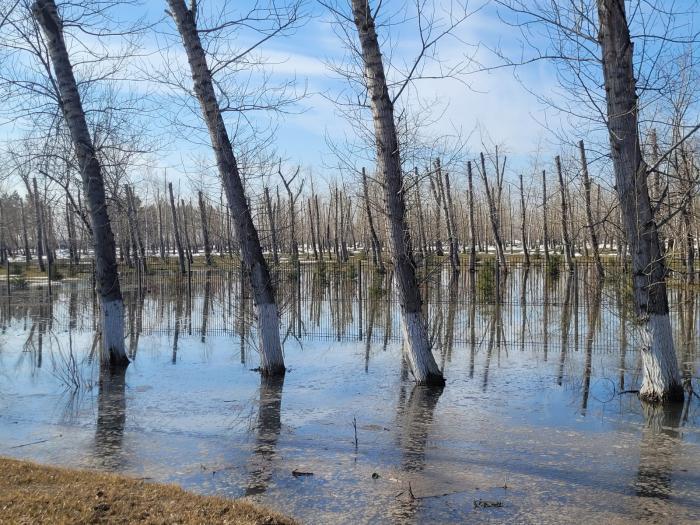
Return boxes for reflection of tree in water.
[634,402,683,506]
[364,295,379,373]
[94,368,127,471]
[389,380,444,523]
[482,293,504,392]
[245,374,285,496]
[581,279,602,414]
[468,273,476,378]
[441,274,459,368]
[200,270,211,343]
[557,271,574,386]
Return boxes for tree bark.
[351,0,443,385]
[436,159,459,274]
[597,0,682,403]
[167,182,186,275]
[167,0,284,375]
[32,178,45,272]
[579,140,604,279]
[32,0,127,368]
[480,153,507,272]
[467,161,477,272]
[126,185,147,274]
[198,190,213,266]
[264,187,280,265]
[556,155,575,272]
[20,199,31,263]
[542,170,551,266]
[519,173,530,267]
[362,168,385,272]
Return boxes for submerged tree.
[166,0,285,376]
[347,0,445,385]
[492,0,691,403]
[597,0,683,403]
[32,0,128,369]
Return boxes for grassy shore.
[0,457,295,525]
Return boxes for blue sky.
[2,0,698,194]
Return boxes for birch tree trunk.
[167,0,284,375]
[32,0,128,368]
[597,0,682,403]
[351,0,443,385]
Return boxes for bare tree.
[343,0,448,385]
[166,0,286,376]
[597,0,682,403]
[32,0,128,368]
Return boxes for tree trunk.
[436,159,459,274]
[126,185,147,274]
[20,199,31,263]
[556,156,575,271]
[519,173,530,267]
[351,0,443,385]
[314,194,324,262]
[579,140,604,279]
[180,199,193,265]
[32,0,127,368]
[198,190,213,266]
[168,0,284,375]
[542,169,550,266]
[467,161,477,272]
[362,168,385,272]
[32,178,45,272]
[597,0,682,403]
[168,182,186,274]
[415,168,429,259]
[429,171,444,256]
[264,187,280,265]
[480,153,507,272]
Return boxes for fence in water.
[1,259,698,361]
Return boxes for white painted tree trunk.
[256,303,285,375]
[32,0,128,369]
[597,0,682,403]
[350,0,443,385]
[639,314,682,402]
[100,298,126,366]
[401,311,444,383]
[167,0,284,376]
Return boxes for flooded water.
[1,261,699,524]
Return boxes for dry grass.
[0,457,296,525]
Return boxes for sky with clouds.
[2,0,698,194]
